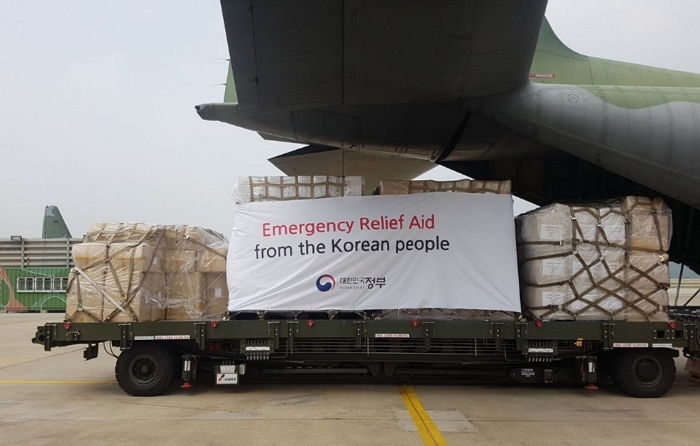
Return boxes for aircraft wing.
[219,0,548,111]
[199,1,700,274]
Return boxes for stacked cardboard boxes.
[376,179,511,195]
[65,224,228,322]
[66,224,166,323]
[162,225,228,320]
[236,176,363,203]
[517,197,672,321]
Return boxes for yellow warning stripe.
[398,385,448,446]
[0,380,115,385]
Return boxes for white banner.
[228,193,520,312]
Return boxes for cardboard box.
[73,242,162,272]
[204,273,228,318]
[65,270,165,322]
[518,197,672,321]
[236,176,363,203]
[165,273,206,320]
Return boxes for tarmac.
[1,313,700,446]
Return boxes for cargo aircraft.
[197,0,700,273]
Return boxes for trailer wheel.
[115,343,176,396]
[612,349,675,398]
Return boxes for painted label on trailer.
[528,347,554,354]
[134,336,154,341]
[219,365,237,374]
[652,343,673,348]
[374,333,410,338]
[245,346,271,351]
[521,368,536,378]
[613,343,649,348]
[135,335,191,341]
[216,373,239,385]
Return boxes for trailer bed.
[33,314,700,397]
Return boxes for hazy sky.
[1,1,699,238]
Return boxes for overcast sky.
[1,1,699,238]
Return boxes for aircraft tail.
[42,205,72,239]
[535,18,582,59]
[531,18,700,87]
[224,63,238,103]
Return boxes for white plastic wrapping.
[624,196,672,251]
[65,224,229,322]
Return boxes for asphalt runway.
[2,313,699,445]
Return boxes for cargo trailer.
[33,308,700,398]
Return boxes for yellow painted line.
[0,380,115,385]
[398,385,448,446]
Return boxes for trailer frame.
[32,313,700,397]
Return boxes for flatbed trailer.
[32,309,700,398]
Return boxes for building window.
[17,276,69,293]
[35,277,53,292]
[52,277,69,291]
[17,277,34,292]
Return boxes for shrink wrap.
[66,224,229,322]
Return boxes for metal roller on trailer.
[32,309,700,398]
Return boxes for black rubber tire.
[612,349,676,398]
[115,343,177,396]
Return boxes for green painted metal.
[223,63,238,104]
[42,206,72,239]
[530,18,700,89]
[1,267,70,311]
[580,85,700,109]
[0,269,10,310]
[34,318,700,360]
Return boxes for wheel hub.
[634,357,661,386]
[130,356,158,384]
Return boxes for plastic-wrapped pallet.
[162,225,229,320]
[375,179,519,321]
[377,179,511,195]
[517,197,672,321]
[66,223,167,323]
[235,176,363,203]
[624,197,672,251]
[65,223,229,322]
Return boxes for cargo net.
[65,223,229,323]
[377,179,511,195]
[236,176,363,203]
[517,197,672,321]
